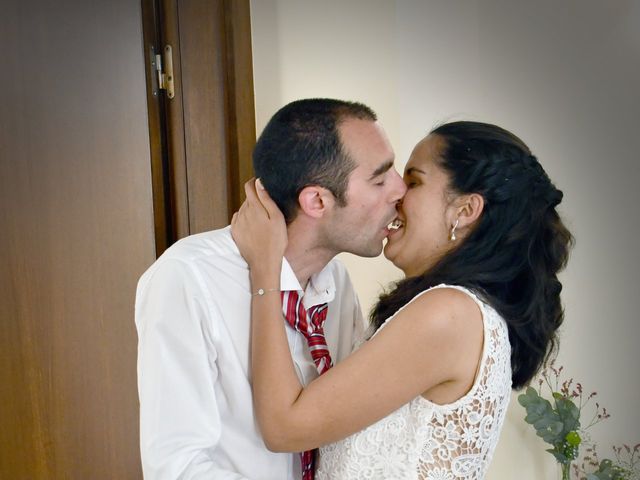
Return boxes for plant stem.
[561,463,571,480]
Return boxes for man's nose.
[390,169,407,202]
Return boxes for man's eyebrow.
[368,160,394,180]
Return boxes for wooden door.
[0,0,254,478]
[0,0,154,477]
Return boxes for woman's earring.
[450,218,459,241]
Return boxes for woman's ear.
[455,193,484,229]
[297,186,335,219]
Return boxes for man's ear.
[298,186,335,219]
[455,193,484,229]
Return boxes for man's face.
[322,118,406,257]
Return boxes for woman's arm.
[251,281,483,452]
[232,180,484,452]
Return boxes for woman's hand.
[231,178,287,274]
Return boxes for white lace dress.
[316,284,512,480]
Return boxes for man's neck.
[284,221,336,290]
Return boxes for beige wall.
[250,1,640,478]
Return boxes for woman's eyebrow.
[405,167,427,176]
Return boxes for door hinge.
[153,45,175,99]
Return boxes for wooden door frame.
[142,0,256,255]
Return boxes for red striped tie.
[281,290,332,479]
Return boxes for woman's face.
[384,134,459,276]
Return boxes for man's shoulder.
[138,226,243,282]
[161,226,237,264]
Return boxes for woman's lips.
[387,218,404,230]
[386,218,404,237]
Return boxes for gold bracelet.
[252,288,280,296]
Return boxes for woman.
[231,121,573,479]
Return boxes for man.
[135,98,406,479]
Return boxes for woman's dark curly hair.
[370,121,574,389]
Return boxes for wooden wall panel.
[0,0,255,477]
[0,0,155,478]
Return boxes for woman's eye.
[406,181,418,188]
[375,180,386,186]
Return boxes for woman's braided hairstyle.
[370,121,574,389]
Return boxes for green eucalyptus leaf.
[555,397,581,434]
[524,404,546,423]
[546,447,569,464]
[533,416,552,430]
[599,460,613,469]
[535,418,564,445]
[521,388,557,437]
[586,458,629,480]
[518,387,547,409]
[517,387,537,402]
[586,474,604,480]
[523,414,537,425]
[517,388,537,407]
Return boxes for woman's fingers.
[244,178,270,219]
[232,178,288,264]
[255,178,284,222]
[243,178,257,203]
[237,178,284,227]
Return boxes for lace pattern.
[316,284,512,480]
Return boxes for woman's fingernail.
[256,178,265,190]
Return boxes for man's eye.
[375,180,386,186]
[406,181,417,188]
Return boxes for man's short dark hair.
[253,98,377,223]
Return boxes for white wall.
[250,1,640,478]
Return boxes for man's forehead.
[339,117,385,141]
[339,119,394,166]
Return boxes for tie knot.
[280,290,332,375]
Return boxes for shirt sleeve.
[135,258,249,480]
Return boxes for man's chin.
[347,243,383,258]
[362,244,384,258]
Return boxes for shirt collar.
[280,257,336,308]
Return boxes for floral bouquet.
[517,363,639,480]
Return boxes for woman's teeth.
[388,219,404,230]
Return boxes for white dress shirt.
[135,226,364,480]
